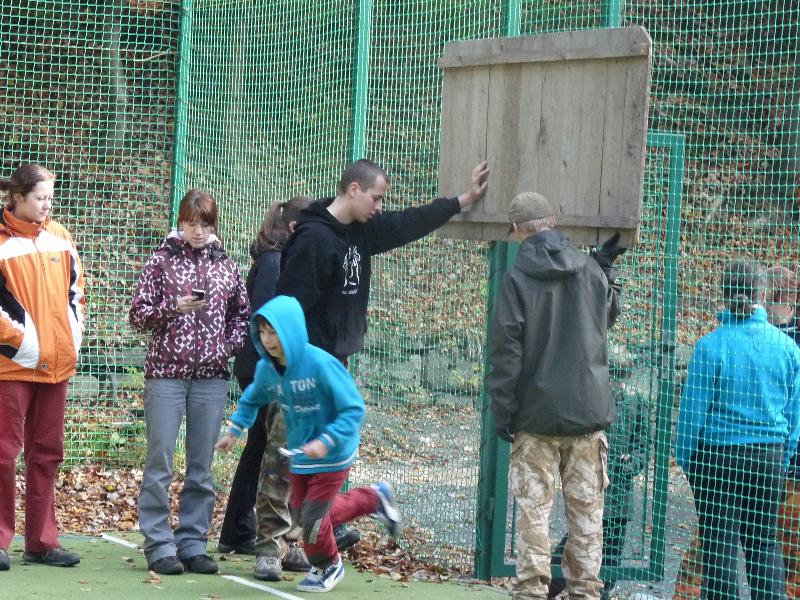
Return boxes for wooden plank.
[450,223,638,248]
[438,64,489,239]
[597,57,626,245]
[448,211,639,228]
[574,59,609,247]
[437,26,652,244]
[438,27,651,68]
[515,62,545,194]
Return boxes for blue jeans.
[688,443,787,600]
[138,378,228,563]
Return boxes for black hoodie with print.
[276,196,461,359]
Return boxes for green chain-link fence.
[3,0,800,589]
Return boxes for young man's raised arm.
[371,161,489,255]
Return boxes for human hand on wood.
[457,161,490,208]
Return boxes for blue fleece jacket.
[228,295,365,474]
[675,307,800,471]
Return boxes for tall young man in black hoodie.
[276,159,489,360]
[276,158,489,547]
[488,192,623,599]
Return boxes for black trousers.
[218,376,264,546]
[688,443,787,600]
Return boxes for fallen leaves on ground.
[13,466,494,588]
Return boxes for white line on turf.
[100,533,139,549]
[222,575,305,600]
[100,534,305,599]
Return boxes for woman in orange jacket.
[0,163,85,571]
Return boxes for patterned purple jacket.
[129,232,250,380]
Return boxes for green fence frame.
[475,131,685,581]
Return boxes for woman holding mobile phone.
[129,189,249,576]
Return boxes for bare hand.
[457,161,490,208]
[176,295,206,314]
[215,434,238,453]
[302,439,329,459]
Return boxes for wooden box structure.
[437,27,652,247]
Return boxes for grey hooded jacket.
[488,229,619,436]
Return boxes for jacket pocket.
[599,432,610,491]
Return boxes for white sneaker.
[296,558,345,593]
[370,481,402,537]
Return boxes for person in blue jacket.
[216,295,402,593]
[675,260,800,600]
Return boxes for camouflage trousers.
[254,401,301,558]
[510,431,609,600]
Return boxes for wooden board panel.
[437,26,652,247]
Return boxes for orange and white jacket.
[0,208,85,383]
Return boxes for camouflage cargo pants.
[254,401,301,558]
[510,431,609,600]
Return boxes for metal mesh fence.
[3,0,800,588]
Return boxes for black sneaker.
[182,554,218,574]
[0,548,9,571]
[148,556,184,575]
[217,539,257,555]
[334,525,360,551]
[22,547,80,567]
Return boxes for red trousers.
[0,380,68,552]
[780,479,800,598]
[289,468,379,568]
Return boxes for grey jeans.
[138,378,228,563]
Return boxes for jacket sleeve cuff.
[320,433,336,449]
[228,421,245,438]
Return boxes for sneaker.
[296,558,345,593]
[282,542,311,572]
[22,547,80,567]
[217,539,257,555]
[182,554,218,574]
[148,555,184,575]
[334,526,361,551]
[370,482,402,537]
[254,554,282,581]
[0,549,9,571]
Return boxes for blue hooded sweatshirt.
[228,295,365,474]
[675,307,800,471]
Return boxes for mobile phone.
[191,288,205,301]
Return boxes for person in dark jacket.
[129,190,250,576]
[276,158,488,547]
[487,191,623,599]
[217,196,312,581]
[276,158,489,361]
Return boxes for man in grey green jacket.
[487,192,623,599]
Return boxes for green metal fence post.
[169,0,192,227]
[601,0,623,28]
[475,244,508,580]
[647,131,685,582]
[349,0,372,162]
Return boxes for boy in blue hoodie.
[216,295,401,593]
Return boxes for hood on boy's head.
[250,295,308,368]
